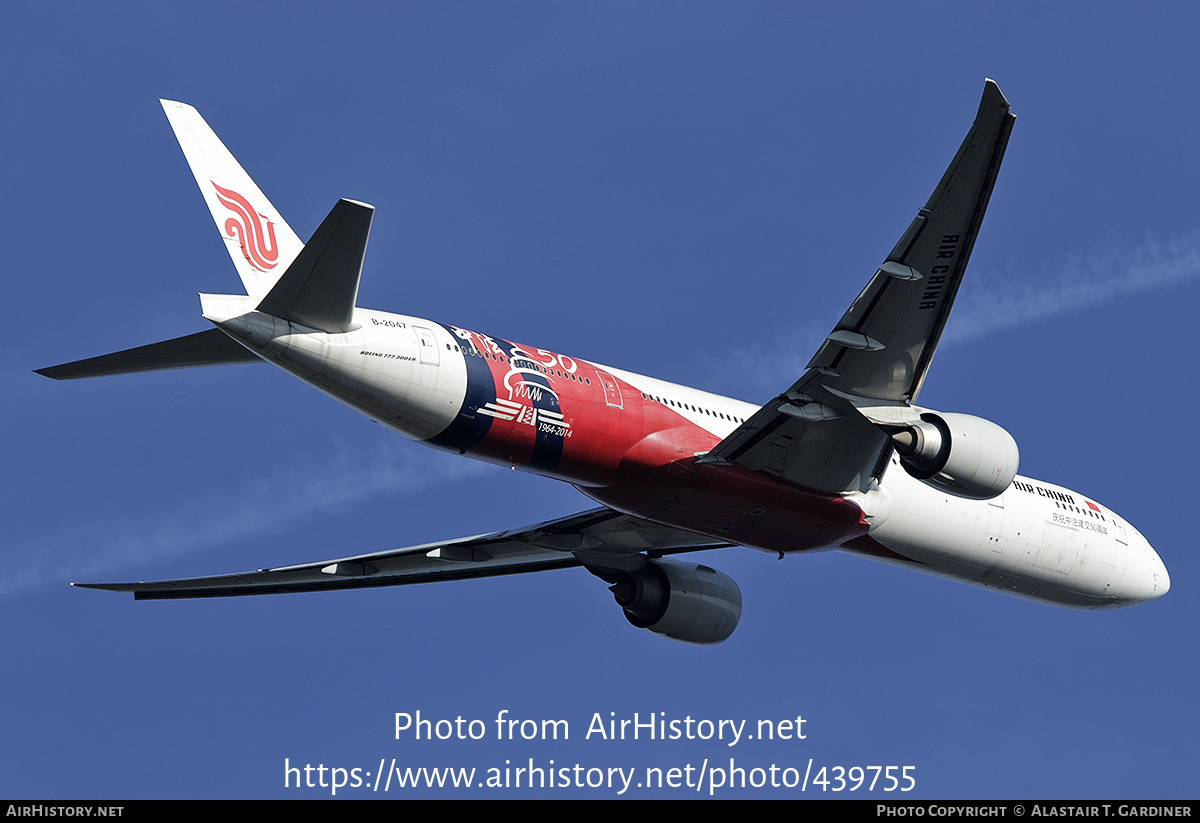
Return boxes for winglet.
[981,77,1009,110]
[254,199,374,333]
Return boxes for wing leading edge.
[74,508,730,599]
[702,80,1015,495]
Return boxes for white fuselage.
[201,296,1171,611]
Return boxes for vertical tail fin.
[160,100,304,297]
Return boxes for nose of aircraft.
[1125,529,1170,605]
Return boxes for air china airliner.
[39,80,1169,644]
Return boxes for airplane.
[38,80,1169,644]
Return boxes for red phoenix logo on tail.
[211,182,279,272]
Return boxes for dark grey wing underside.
[74,507,730,599]
[703,80,1015,495]
[808,79,1014,403]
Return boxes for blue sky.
[4,3,1198,799]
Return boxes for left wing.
[702,80,1015,495]
[74,507,729,599]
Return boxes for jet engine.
[889,411,1019,500]
[606,558,742,645]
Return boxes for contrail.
[709,228,1200,398]
[0,440,496,599]
[945,229,1200,344]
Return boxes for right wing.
[74,507,730,599]
[703,80,1015,495]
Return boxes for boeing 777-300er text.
[39,80,1169,644]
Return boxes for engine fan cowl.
[609,558,742,645]
[893,412,1019,500]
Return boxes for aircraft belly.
[582,461,868,553]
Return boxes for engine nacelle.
[608,558,742,645]
[891,411,1019,500]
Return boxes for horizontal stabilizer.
[255,199,374,334]
[35,328,260,380]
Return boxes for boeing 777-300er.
[39,80,1169,644]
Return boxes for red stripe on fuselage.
[454,330,705,485]
[449,329,868,553]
